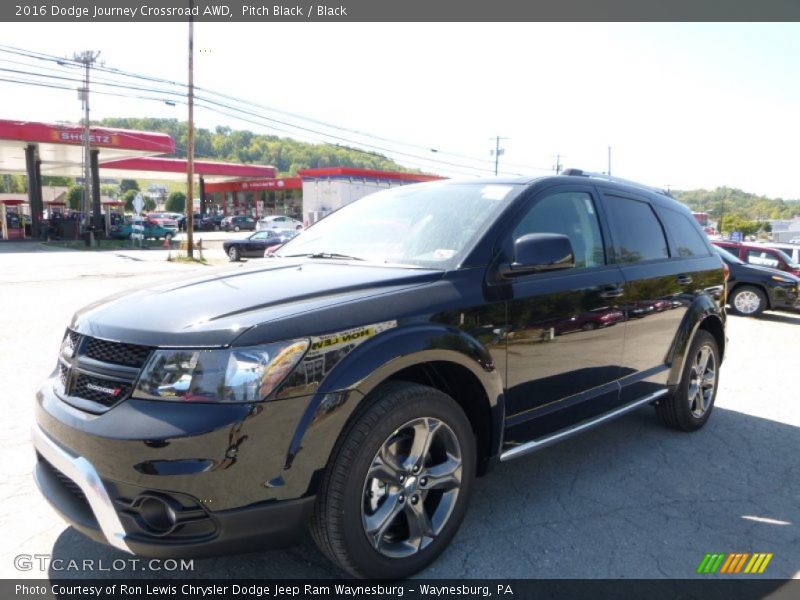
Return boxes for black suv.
[33,171,726,578]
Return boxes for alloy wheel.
[361,417,462,559]
[733,290,761,314]
[688,344,716,418]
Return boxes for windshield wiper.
[282,252,366,261]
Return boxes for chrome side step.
[499,389,668,462]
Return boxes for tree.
[66,185,84,210]
[144,197,157,212]
[41,176,73,187]
[120,179,140,193]
[165,191,186,213]
[123,189,138,212]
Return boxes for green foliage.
[66,185,84,210]
[719,214,760,236]
[144,197,157,212]
[41,176,73,187]
[96,118,414,176]
[122,189,137,212]
[0,174,27,193]
[100,184,119,199]
[120,179,140,193]
[674,187,800,222]
[165,191,186,213]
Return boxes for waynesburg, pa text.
[15,584,516,598]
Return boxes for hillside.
[97,118,414,176]
[673,187,800,222]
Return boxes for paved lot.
[1,242,798,580]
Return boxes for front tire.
[227,246,240,262]
[729,285,767,316]
[656,329,719,431]
[310,382,476,578]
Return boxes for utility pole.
[554,154,563,174]
[74,50,100,232]
[607,146,612,176]
[186,2,195,258]
[490,136,507,176]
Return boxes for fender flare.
[283,324,505,493]
[666,295,725,388]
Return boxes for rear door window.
[602,195,669,263]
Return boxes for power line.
[0,44,554,174]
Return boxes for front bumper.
[32,379,332,558]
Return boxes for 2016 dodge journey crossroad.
[33,170,726,578]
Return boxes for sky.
[1,22,799,198]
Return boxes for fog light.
[135,495,177,535]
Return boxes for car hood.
[732,261,800,281]
[70,259,443,347]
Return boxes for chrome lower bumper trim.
[31,423,131,553]
[500,389,669,462]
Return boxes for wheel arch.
[666,297,726,388]
[283,325,506,495]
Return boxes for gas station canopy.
[98,157,276,182]
[0,119,174,175]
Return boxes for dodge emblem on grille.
[85,382,122,396]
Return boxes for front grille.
[84,337,153,368]
[67,330,83,351]
[59,364,69,388]
[72,374,132,408]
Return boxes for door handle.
[676,274,693,285]
[599,284,624,299]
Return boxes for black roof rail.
[561,168,670,196]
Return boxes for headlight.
[133,339,309,403]
[771,275,796,284]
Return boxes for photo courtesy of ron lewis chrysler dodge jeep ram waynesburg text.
[32,170,726,578]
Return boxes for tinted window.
[745,249,781,269]
[513,191,605,269]
[656,207,710,257]
[604,196,668,263]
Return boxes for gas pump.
[1,200,26,240]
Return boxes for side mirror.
[499,233,575,277]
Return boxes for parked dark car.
[34,171,726,578]
[223,229,298,261]
[196,214,225,231]
[553,307,624,334]
[712,240,800,277]
[221,215,256,232]
[714,245,799,315]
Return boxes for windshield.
[771,247,800,269]
[276,181,524,268]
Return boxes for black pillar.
[90,149,102,231]
[199,176,206,216]
[33,158,44,238]
[25,144,42,238]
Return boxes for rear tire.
[310,382,476,579]
[656,329,719,431]
[729,285,767,316]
